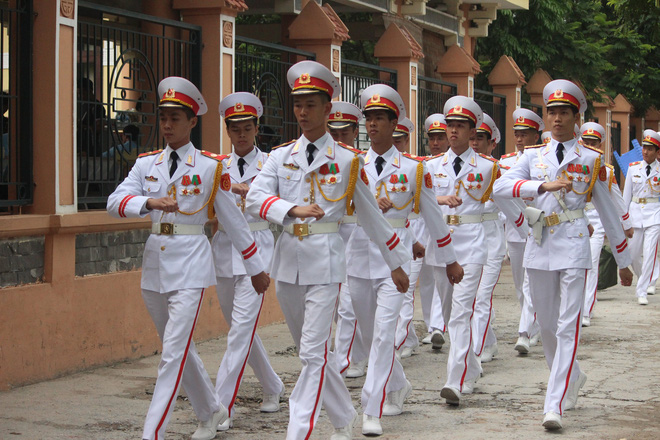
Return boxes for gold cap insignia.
[554,89,564,98]
[587,129,594,134]
[371,94,381,103]
[299,73,311,84]
[234,102,244,112]
[645,135,652,142]
[453,105,463,113]
[432,121,441,127]
[165,88,176,98]
[516,116,525,123]
[335,111,343,118]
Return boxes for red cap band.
[514,116,540,131]
[160,89,200,115]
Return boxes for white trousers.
[276,281,355,440]
[428,265,448,333]
[583,226,605,318]
[333,282,368,375]
[630,225,660,298]
[141,288,220,440]
[527,268,586,415]
[348,276,409,417]
[215,276,284,417]
[472,254,503,355]
[395,257,424,349]
[508,241,539,337]
[434,264,483,391]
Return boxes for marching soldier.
[107,77,269,440]
[469,114,505,364]
[623,129,660,306]
[500,108,545,354]
[211,92,285,431]
[494,79,633,430]
[327,101,369,378]
[246,61,412,440]
[579,122,633,325]
[346,84,462,436]
[426,97,525,406]
[425,113,449,156]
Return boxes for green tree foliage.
[475,0,660,116]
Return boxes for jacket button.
[306,177,311,183]
[161,246,166,251]
[550,229,554,234]
[304,197,309,202]
[449,229,454,233]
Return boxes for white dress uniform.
[492,79,632,425]
[579,123,632,323]
[471,116,505,361]
[326,102,369,377]
[623,130,660,303]
[211,93,284,424]
[107,78,267,440]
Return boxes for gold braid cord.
[585,155,600,202]
[207,161,224,219]
[346,156,359,215]
[413,162,423,214]
[480,161,499,203]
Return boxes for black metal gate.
[417,76,456,156]
[611,120,622,184]
[474,89,507,158]
[341,59,397,150]
[235,36,315,152]
[1,0,33,212]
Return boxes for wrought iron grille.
[611,120,622,183]
[235,36,315,153]
[521,100,543,118]
[340,59,397,150]
[474,89,507,159]
[417,76,456,156]
[77,2,201,208]
[0,0,33,212]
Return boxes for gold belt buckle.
[160,222,174,235]
[293,223,309,240]
[638,197,647,204]
[544,213,560,227]
[446,215,460,225]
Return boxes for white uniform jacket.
[493,139,632,271]
[346,147,457,279]
[212,148,274,277]
[623,159,660,229]
[107,143,265,292]
[587,164,632,230]
[245,133,411,285]
[500,151,533,243]
[426,148,526,266]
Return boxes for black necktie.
[453,156,462,175]
[169,151,179,178]
[647,165,651,176]
[556,143,564,164]
[306,143,316,165]
[375,156,385,175]
[238,157,246,177]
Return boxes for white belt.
[444,214,484,225]
[341,215,358,224]
[283,221,340,239]
[542,209,584,227]
[481,212,499,222]
[151,223,204,235]
[408,212,420,220]
[585,202,595,211]
[633,197,660,204]
[218,221,270,233]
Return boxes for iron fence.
[235,36,315,152]
[474,89,507,158]
[341,59,397,149]
[77,2,201,208]
[417,76,457,156]
[611,120,622,183]
[521,100,543,118]
[0,0,33,212]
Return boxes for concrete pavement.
[1,269,660,439]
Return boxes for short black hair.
[123,124,139,141]
[182,107,196,120]
[78,78,95,94]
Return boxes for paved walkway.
[2,269,660,439]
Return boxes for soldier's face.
[227,119,257,156]
[365,110,397,146]
[513,129,539,150]
[328,125,358,146]
[643,145,658,164]
[581,138,601,148]
[159,107,197,149]
[470,132,491,155]
[447,120,475,152]
[428,132,448,155]
[293,94,332,135]
[546,106,579,140]
[392,134,409,152]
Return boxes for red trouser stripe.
[476,270,500,356]
[340,321,358,375]
[650,241,659,283]
[154,289,206,440]
[378,344,397,417]
[459,270,482,390]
